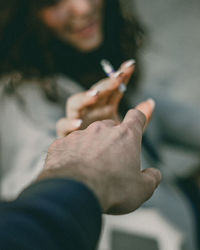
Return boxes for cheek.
[39,8,66,30]
[97,0,104,8]
[93,0,104,13]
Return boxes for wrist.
[37,167,110,212]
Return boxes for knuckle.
[132,113,145,132]
[133,119,143,134]
[69,130,81,137]
[117,124,133,139]
[49,138,62,151]
[101,106,113,117]
[87,121,103,132]
[128,108,140,117]
[120,123,130,134]
[102,119,115,124]
[127,109,136,116]
[135,109,146,125]
[128,109,145,125]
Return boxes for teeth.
[123,59,136,68]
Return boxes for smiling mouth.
[77,22,98,36]
[67,16,100,38]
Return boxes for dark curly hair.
[0,0,144,113]
[0,0,143,79]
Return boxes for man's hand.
[38,99,161,214]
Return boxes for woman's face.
[39,0,104,52]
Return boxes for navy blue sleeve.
[0,179,102,250]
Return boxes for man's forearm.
[0,179,102,250]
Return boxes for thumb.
[141,168,162,201]
[56,118,82,137]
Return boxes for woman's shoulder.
[0,72,37,96]
[0,72,84,130]
[0,72,83,99]
[0,73,56,119]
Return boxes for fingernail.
[74,119,83,127]
[118,83,127,93]
[112,70,124,78]
[147,98,156,110]
[87,90,99,97]
[123,59,136,68]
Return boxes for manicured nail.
[123,59,136,68]
[118,83,127,93]
[112,70,124,78]
[87,90,99,97]
[147,98,156,110]
[74,119,83,127]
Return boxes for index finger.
[66,90,99,118]
[135,98,155,127]
[121,99,155,132]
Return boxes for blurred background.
[137,0,200,105]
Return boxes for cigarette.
[100,59,127,93]
[100,59,115,77]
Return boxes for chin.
[80,39,103,52]
[72,32,104,53]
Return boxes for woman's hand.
[56,60,135,137]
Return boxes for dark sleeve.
[0,179,102,250]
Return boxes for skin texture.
[38,101,162,214]
[39,0,104,52]
[56,60,135,137]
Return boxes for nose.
[70,0,92,16]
